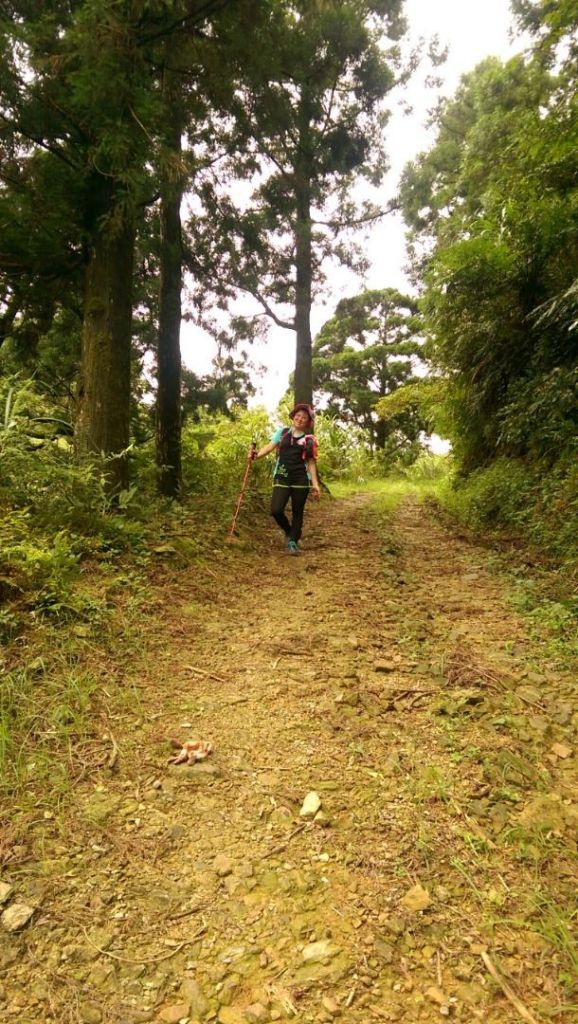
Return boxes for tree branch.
[314,201,400,230]
[0,114,79,170]
[246,289,295,331]
[139,0,235,45]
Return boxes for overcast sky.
[181,0,524,410]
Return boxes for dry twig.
[81,923,206,965]
[184,664,231,685]
[481,951,540,1024]
[106,732,119,769]
[261,823,307,859]
[345,985,357,1008]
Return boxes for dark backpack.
[278,427,318,462]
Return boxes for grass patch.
[332,476,445,508]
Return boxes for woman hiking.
[252,403,320,555]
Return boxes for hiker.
[251,403,320,554]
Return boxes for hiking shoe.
[286,539,299,555]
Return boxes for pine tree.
[188,0,407,406]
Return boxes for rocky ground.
[1,491,577,1024]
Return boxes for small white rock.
[302,939,340,962]
[300,791,322,817]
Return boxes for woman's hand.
[310,484,321,501]
[254,440,276,460]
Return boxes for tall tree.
[0,0,162,488]
[153,0,277,497]
[188,0,407,405]
[0,0,243,493]
[399,31,578,472]
[156,58,185,498]
[313,288,425,459]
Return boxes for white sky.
[181,0,524,411]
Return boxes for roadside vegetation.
[1,3,576,1017]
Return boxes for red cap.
[289,403,315,427]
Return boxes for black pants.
[270,478,310,542]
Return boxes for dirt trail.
[2,493,577,1024]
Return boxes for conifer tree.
[313,288,424,459]
[1,0,240,493]
[189,0,407,406]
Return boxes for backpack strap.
[303,434,318,461]
[276,428,317,466]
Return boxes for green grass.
[331,476,444,507]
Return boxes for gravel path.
[1,492,576,1023]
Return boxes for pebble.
[302,939,340,962]
[181,978,209,1018]
[314,812,331,827]
[244,1003,268,1022]
[0,883,13,906]
[400,883,431,913]
[158,1005,190,1024]
[300,792,322,818]
[425,986,448,1006]
[78,1003,103,1024]
[321,995,339,1016]
[551,742,572,759]
[374,660,396,673]
[213,854,233,877]
[374,936,394,962]
[1,903,35,933]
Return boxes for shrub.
[438,456,578,564]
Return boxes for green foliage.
[498,366,578,462]
[181,354,257,424]
[376,377,450,437]
[187,1,409,401]
[438,456,578,565]
[393,451,450,483]
[399,8,578,563]
[313,289,428,465]
[0,660,98,796]
[401,33,578,462]
[0,376,145,629]
[314,415,379,483]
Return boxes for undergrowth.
[436,456,578,569]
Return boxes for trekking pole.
[227,441,256,543]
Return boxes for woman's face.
[292,410,310,431]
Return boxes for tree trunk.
[156,67,183,498]
[0,290,20,348]
[76,187,135,495]
[293,93,314,406]
[374,416,388,450]
[293,180,313,405]
[157,189,183,497]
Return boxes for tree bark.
[293,173,313,406]
[0,290,20,348]
[157,179,183,496]
[293,88,314,407]
[76,184,135,495]
[156,64,183,498]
